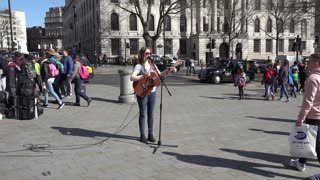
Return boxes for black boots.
[147,134,156,142]
[140,134,156,143]
[140,135,147,144]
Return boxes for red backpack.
[79,63,90,80]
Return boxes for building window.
[129,14,137,31]
[164,39,172,54]
[217,17,220,33]
[301,19,307,37]
[255,0,260,10]
[278,39,284,52]
[253,39,260,52]
[223,18,229,33]
[180,15,187,32]
[130,39,139,55]
[266,39,273,52]
[111,39,121,55]
[203,17,208,32]
[179,39,187,55]
[301,41,306,50]
[149,15,154,31]
[111,0,118,3]
[111,13,119,30]
[267,18,272,33]
[254,18,260,32]
[164,0,171,5]
[289,19,295,33]
[164,15,171,31]
[302,2,308,12]
[224,0,229,9]
[289,39,295,52]
[203,0,206,8]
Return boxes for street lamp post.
[72,5,76,50]
[93,0,97,68]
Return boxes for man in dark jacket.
[277,60,290,102]
[60,50,74,97]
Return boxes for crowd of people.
[1,48,92,113]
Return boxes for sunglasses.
[145,52,152,55]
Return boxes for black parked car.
[198,59,254,84]
[248,59,268,73]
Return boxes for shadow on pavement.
[220,148,320,168]
[91,97,119,104]
[249,128,290,136]
[162,151,303,179]
[51,127,137,141]
[199,94,263,101]
[245,116,294,123]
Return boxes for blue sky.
[0,0,65,27]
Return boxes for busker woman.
[130,47,175,144]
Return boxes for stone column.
[118,69,134,103]
[211,0,216,33]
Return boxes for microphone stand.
[150,60,178,154]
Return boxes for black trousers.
[299,119,320,165]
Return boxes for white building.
[0,10,27,53]
[63,0,316,63]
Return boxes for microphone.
[147,56,153,62]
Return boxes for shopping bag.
[288,124,318,158]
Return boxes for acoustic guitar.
[133,61,180,97]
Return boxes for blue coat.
[61,56,74,75]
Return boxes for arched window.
[276,18,284,33]
[111,13,119,30]
[301,19,307,37]
[129,14,137,31]
[149,15,154,31]
[254,18,260,32]
[164,15,171,31]
[266,18,272,33]
[180,15,187,32]
[289,19,295,33]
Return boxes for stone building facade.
[63,0,316,63]
[0,10,27,53]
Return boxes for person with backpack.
[277,60,290,102]
[46,48,64,100]
[263,64,276,100]
[70,55,92,107]
[39,51,64,109]
[61,50,74,98]
[234,66,246,99]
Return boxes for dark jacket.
[278,65,289,84]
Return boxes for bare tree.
[260,0,312,55]
[116,0,195,47]
[0,12,10,50]
[218,0,255,58]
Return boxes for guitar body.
[133,72,160,97]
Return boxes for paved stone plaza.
[0,66,319,180]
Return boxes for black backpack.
[16,77,35,97]
[20,59,36,79]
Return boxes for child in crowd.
[234,66,246,99]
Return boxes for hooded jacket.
[298,68,320,122]
[40,59,53,81]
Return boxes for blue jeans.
[280,83,289,99]
[137,92,156,136]
[74,77,89,104]
[44,78,62,105]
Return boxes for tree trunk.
[143,33,153,49]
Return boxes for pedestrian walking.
[277,60,290,102]
[234,66,246,99]
[289,53,320,180]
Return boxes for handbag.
[288,124,318,158]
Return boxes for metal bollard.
[118,69,134,103]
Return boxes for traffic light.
[211,39,216,49]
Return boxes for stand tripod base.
[152,140,178,154]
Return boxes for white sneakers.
[289,159,306,172]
